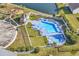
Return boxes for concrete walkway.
[62,19,70,32]
[24,24,32,47]
[24,12,33,47]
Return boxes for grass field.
[56,3,79,32]
[56,3,71,16]
[56,3,65,16]
[56,3,65,8]
[30,36,47,47]
[29,14,46,20]
[7,25,31,51]
[65,14,79,32]
[27,26,40,37]
[17,44,79,56]
[26,22,47,47]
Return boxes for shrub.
[8,48,15,52]
[33,47,40,53]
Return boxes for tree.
[16,47,25,52]
[9,48,15,52]
[33,47,40,53]
[25,47,29,51]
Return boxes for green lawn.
[26,22,47,47]
[54,3,79,56]
[65,14,79,32]
[56,3,65,8]
[29,14,45,20]
[26,22,40,37]
[56,3,79,32]
[7,25,31,51]
[27,27,40,37]
[56,3,71,16]
[17,45,79,56]
[30,36,47,47]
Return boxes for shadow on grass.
[14,17,20,24]
[63,7,72,14]
[70,50,77,55]
[57,6,72,14]
[65,34,76,45]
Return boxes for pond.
[15,3,57,14]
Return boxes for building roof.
[69,3,79,11]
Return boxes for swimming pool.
[32,18,65,46]
[41,20,61,33]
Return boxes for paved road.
[0,48,16,56]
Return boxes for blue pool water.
[41,21,61,33]
[32,18,65,46]
[50,34,65,43]
[39,21,57,33]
